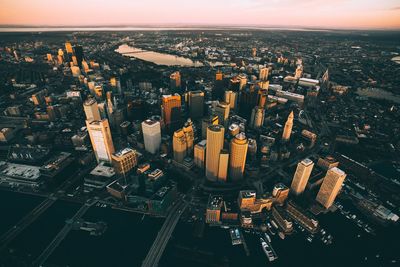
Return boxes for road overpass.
[141,200,188,267]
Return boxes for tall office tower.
[83,98,101,122]
[169,71,181,91]
[290,158,314,196]
[229,133,248,182]
[194,140,206,169]
[295,65,303,79]
[282,111,294,142]
[202,115,219,139]
[86,119,115,163]
[238,74,247,90]
[224,90,237,110]
[188,90,204,119]
[173,129,187,163]
[73,45,84,68]
[238,86,259,120]
[250,106,265,129]
[259,67,269,81]
[162,94,182,131]
[206,125,225,181]
[65,42,73,54]
[183,120,194,156]
[216,71,223,81]
[214,101,230,128]
[316,167,347,209]
[257,88,268,108]
[141,119,161,154]
[217,150,229,182]
[111,148,137,176]
[46,54,53,62]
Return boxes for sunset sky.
[1,0,400,29]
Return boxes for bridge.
[141,200,188,267]
[32,200,96,267]
[0,168,87,252]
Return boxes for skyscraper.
[290,158,314,196]
[111,148,137,176]
[73,45,84,68]
[170,71,181,91]
[316,167,347,209]
[188,90,204,119]
[250,106,265,129]
[282,111,294,142]
[214,101,230,128]
[238,74,247,90]
[257,88,268,108]
[206,125,225,181]
[217,150,229,182]
[194,140,206,169]
[65,42,73,54]
[86,119,115,163]
[141,119,161,154]
[83,98,101,122]
[183,120,194,156]
[259,67,269,81]
[229,132,248,181]
[202,115,219,139]
[162,94,182,131]
[224,90,237,110]
[173,129,187,163]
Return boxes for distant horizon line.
[0,23,400,32]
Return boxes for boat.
[260,238,276,262]
[230,228,242,245]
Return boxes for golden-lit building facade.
[173,129,187,163]
[183,120,194,156]
[316,167,347,209]
[205,125,225,181]
[282,111,294,142]
[290,158,314,196]
[217,150,229,182]
[162,94,181,128]
[86,119,115,163]
[272,183,289,205]
[259,67,269,81]
[83,98,101,122]
[229,133,248,182]
[224,90,237,110]
[194,140,206,169]
[214,101,230,128]
[169,71,181,90]
[65,42,73,54]
[111,148,137,176]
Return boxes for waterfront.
[1,190,398,267]
[115,44,204,67]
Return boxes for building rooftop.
[0,161,41,180]
[113,148,134,157]
[90,162,115,178]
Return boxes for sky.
[0,0,400,29]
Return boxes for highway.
[141,200,188,267]
[32,199,95,267]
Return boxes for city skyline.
[1,0,400,30]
